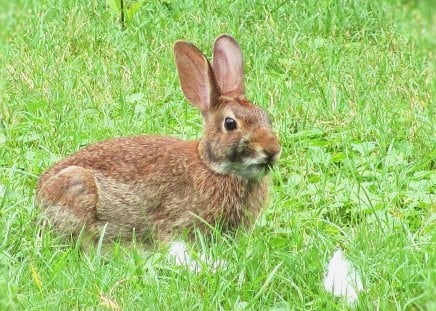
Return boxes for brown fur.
[36,35,281,245]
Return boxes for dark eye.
[224,117,237,131]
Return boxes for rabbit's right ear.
[174,41,221,116]
[212,35,245,97]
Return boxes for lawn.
[0,0,434,309]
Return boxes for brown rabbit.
[36,35,281,244]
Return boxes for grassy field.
[0,0,434,309]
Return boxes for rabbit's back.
[38,136,181,185]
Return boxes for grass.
[0,0,434,309]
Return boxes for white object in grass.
[168,241,201,272]
[167,241,227,273]
[323,248,363,304]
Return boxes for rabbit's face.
[201,96,281,179]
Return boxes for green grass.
[0,0,435,309]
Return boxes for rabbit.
[36,34,281,245]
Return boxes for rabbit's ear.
[174,41,221,115]
[212,35,245,97]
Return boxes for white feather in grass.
[323,248,364,305]
[167,241,226,273]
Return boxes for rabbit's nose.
[263,139,281,163]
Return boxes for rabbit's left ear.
[174,40,221,116]
[212,35,245,97]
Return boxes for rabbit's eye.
[224,117,237,131]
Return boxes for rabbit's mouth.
[232,160,275,179]
[250,162,274,173]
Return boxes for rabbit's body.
[36,35,280,244]
[37,135,268,242]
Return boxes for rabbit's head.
[175,35,281,180]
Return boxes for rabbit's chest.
[217,179,269,229]
[160,177,269,232]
